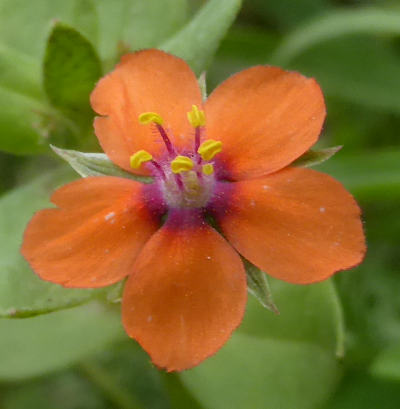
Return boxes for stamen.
[187,105,205,128]
[138,112,175,156]
[171,156,194,174]
[198,140,222,161]
[202,163,214,175]
[130,150,153,169]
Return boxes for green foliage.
[43,23,102,116]
[322,372,400,409]
[162,0,243,74]
[0,302,124,381]
[271,8,400,65]
[371,344,400,382]
[319,149,400,200]
[0,0,188,155]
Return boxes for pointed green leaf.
[243,259,279,314]
[43,23,101,115]
[51,145,153,183]
[0,168,118,318]
[292,146,342,168]
[161,0,242,74]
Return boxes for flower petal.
[205,66,326,180]
[21,177,159,288]
[215,168,365,284]
[122,211,247,371]
[91,50,202,174]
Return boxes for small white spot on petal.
[263,185,270,190]
[104,249,110,254]
[206,256,211,260]
[147,315,152,323]
[250,199,256,207]
[105,211,116,221]
[319,207,326,213]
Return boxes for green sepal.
[198,72,207,101]
[51,145,153,183]
[243,258,279,314]
[292,146,342,168]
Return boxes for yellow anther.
[138,112,164,125]
[130,150,153,169]
[171,156,194,174]
[187,105,205,127]
[202,163,214,175]
[198,139,222,161]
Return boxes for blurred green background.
[0,0,399,408]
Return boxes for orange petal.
[215,168,365,284]
[205,66,326,180]
[122,213,247,371]
[21,177,159,288]
[91,50,202,174]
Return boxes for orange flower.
[21,50,365,371]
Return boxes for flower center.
[129,106,222,209]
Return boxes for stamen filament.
[194,126,202,152]
[156,124,175,156]
[150,160,166,179]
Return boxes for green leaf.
[334,238,400,364]
[0,44,48,154]
[292,146,342,168]
[291,36,400,114]
[161,0,243,75]
[97,0,188,66]
[79,341,172,409]
[2,370,108,409]
[322,372,400,409]
[243,259,279,314]
[0,168,115,318]
[370,344,400,382]
[246,0,331,30]
[51,145,153,183]
[271,8,400,65]
[0,0,188,154]
[43,23,102,115]
[0,302,124,381]
[319,149,400,199]
[180,279,345,409]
